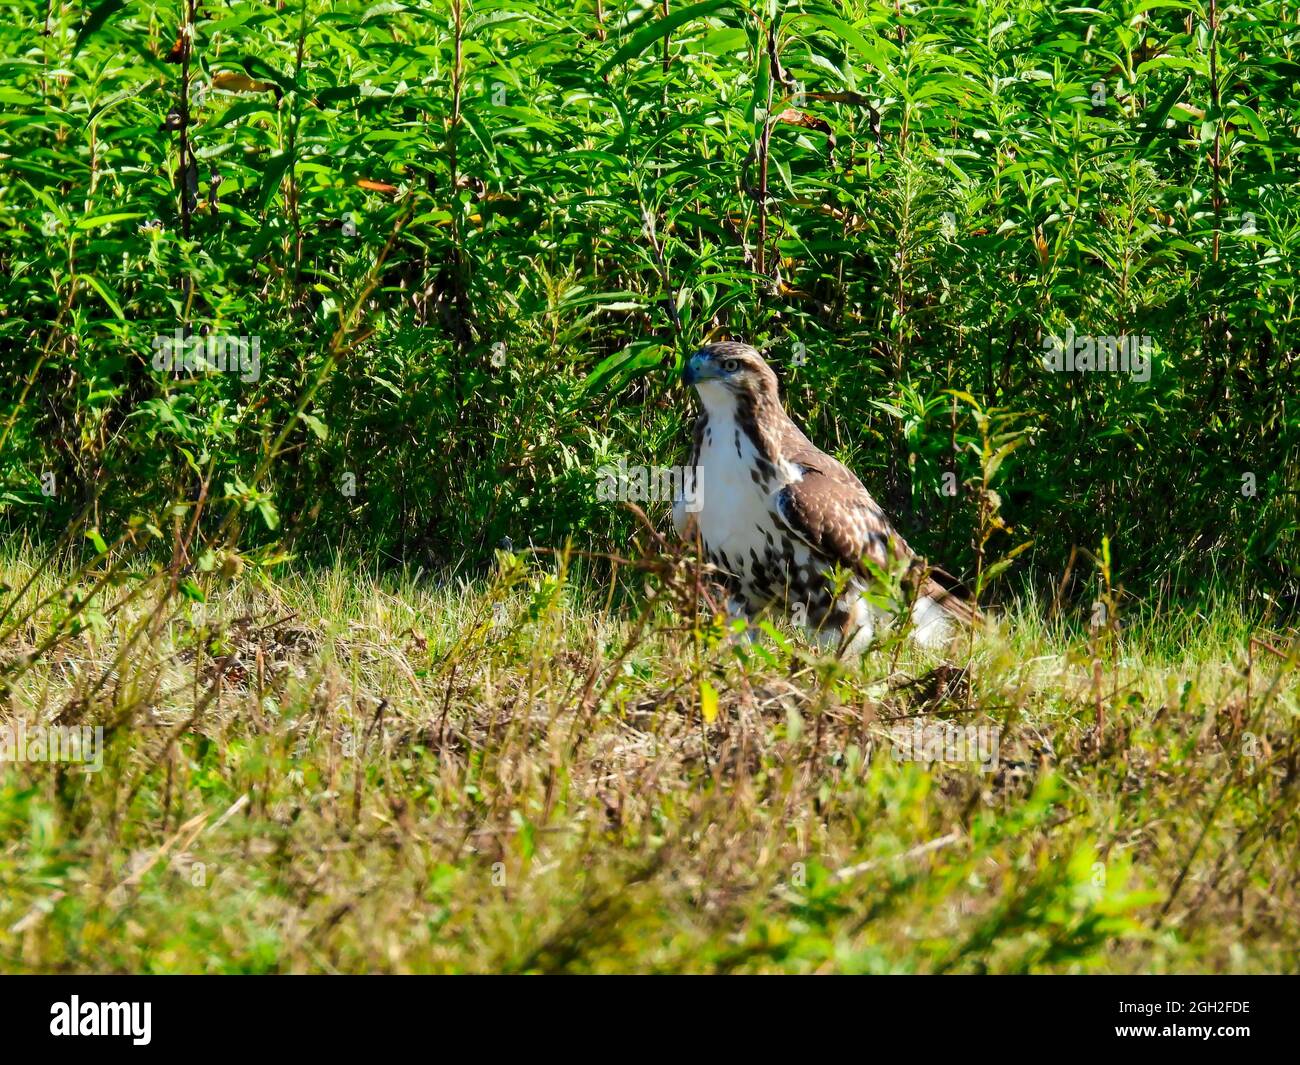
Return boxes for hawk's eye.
[722,359,740,373]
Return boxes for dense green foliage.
[3,0,1299,606]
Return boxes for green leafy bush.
[2,0,1297,609]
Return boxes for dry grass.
[1,547,1297,973]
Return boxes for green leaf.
[77,274,125,320]
[257,152,293,212]
[581,341,671,394]
[362,1,408,21]
[299,412,329,440]
[258,499,280,531]
[76,212,145,231]
[1136,75,1191,153]
[599,0,734,76]
[74,0,127,57]
[798,13,893,70]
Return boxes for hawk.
[671,341,974,653]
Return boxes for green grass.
[1,548,1297,973]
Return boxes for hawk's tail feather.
[922,577,980,628]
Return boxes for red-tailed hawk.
[671,341,974,652]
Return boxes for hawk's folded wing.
[772,461,904,576]
[773,457,977,625]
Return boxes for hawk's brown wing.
[772,436,976,625]
[771,457,906,576]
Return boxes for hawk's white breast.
[691,399,810,602]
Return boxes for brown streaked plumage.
[672,341,974,652]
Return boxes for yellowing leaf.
[700,678,719,724]
[212,71,278,94]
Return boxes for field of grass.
[2,546,1296,974]
[4,0,1299,983]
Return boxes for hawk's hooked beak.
[682,352,716,387]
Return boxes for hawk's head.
[682,342,779,410]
